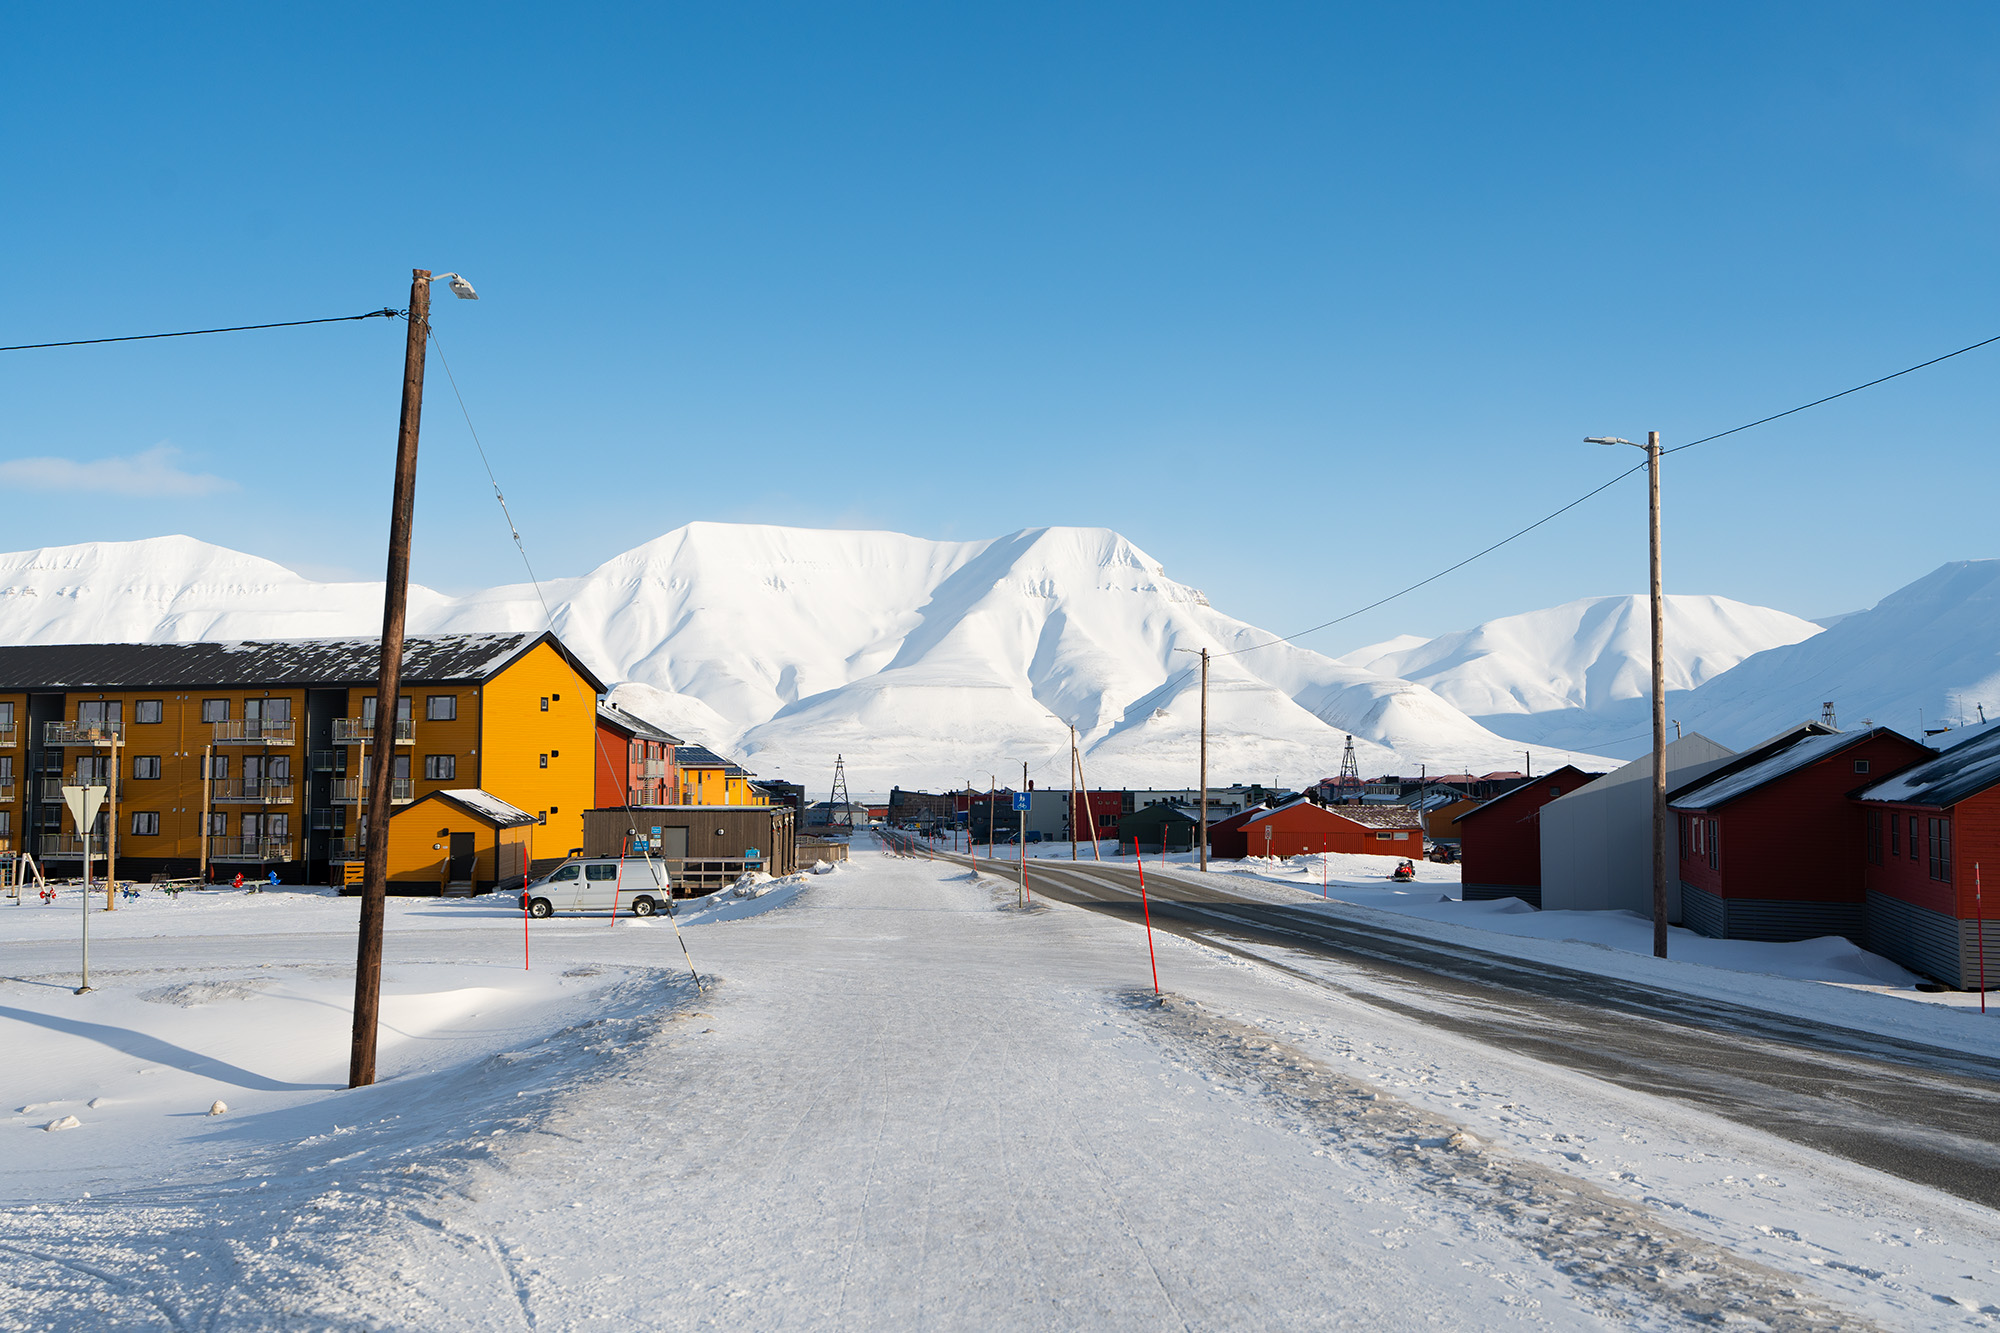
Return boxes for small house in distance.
[1670,724,1931,942]
[1213,799,1424,860]
[1853,722,2000,987]
[1118,803,1198,855]
[1454,765,1600,908]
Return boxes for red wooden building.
[1453,765,1598,907]
[1669,725,1931,942]
[1212,798,1423,860]
[594,704,679,809]
[1204,805,1267,859]
[1854,724,2000,988]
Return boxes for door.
[540,861,582,908]
[448,832,477,883]
[581,861,621,910]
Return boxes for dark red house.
[594,704,679,809]
[1854,723,2000,988]
[1669,725,1931,942]
[1454,765,1598,907]
[1213,798,1423,860]
[1203,805,1267,859]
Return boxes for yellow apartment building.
[672,742,765,806]
[0,631,606,893]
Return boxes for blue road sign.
[1011,791,1032,811]
[651,826,662,839]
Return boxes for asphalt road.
[920,839,2000,1210]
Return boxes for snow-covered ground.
[4,849,1999,1329]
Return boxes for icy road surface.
[3,847,1998,1330]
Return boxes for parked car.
[521,857,671,917]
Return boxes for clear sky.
[3,4,1995,654]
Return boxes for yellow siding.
[384,799,538,889]
[475,641,597,857]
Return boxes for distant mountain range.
[1,529,1990,788]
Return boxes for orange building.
[0,631,605,892]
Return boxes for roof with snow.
[1670,727,1891,810]
[0,631,608,693]
[596,703,682,744]
[1452,765,1599,824]
[1282,800,1423,829]
[1856,722,2000,807]
[414,789,541,828]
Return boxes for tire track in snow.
[1125,989,1876,1330]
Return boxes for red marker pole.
[1322,836,1328,899]
[1132,839,1161,996]
[522,887,532,971]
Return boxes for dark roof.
[1453,766,1597,824]
[1294,800,1424,829]
[1669,725,1888,810]
[1119,804,1198,831]
[0,631,608,694]
[673,743,751,777]
[1856,722,2000,808]
[596,703,682,744]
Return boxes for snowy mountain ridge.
[0,527,1605,793]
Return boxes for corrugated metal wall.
[1681,881,1864,943]
[1866,891,1964,987]
[1463,882,1540,908]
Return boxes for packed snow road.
[947,847,2000,1211]
[4,847,1998,1330]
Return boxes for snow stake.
[1977,863,1986,1014]
[1132,840,1161,996]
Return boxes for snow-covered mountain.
[0,527,1604,793]
[1670,561,2000,746]
[1336,595,1824,757]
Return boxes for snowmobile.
[1390,859,1416,883]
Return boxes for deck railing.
[44,720,125,746]
[332,718,414,744]
[210,779,297,805]
[207,836,295,863]
[211,719,297,745]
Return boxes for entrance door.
[448,831,476,884]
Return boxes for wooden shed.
[384,789,539,896]
[582,803,797,894]
[1670,726,1931,942]
[1454,765,1599,907]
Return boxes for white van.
[522,857,672,918]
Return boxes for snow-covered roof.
[597,702,682,744]
[1261,799,1421,829]
[431,789,540,827]
[1856,724,2000,807]
[1670,730,1883,810]
[0,631,607,693]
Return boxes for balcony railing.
[641,759,669,778]
[211,779,296,805]
[208,836,295,863]
[0,722,15,747]
[44,720,125,746]
[38,834,106,860]
[329,836,366,861]
[332,718,414,745]
[39,778,122,802]
[329,777,414,804]
[212,719,296,746]
[0,782,13,803]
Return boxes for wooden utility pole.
[1069,724,1079,861]
[1075,739,1102,860]
[106,734,119,910]
[1198,648,1209,872]
[1646,430,1668,960]
[351,268,430,1090]
[1019,760,1029,903]
[200,744,212,880]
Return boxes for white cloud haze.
[0,444,234,497]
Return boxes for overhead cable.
[0,308,401,352]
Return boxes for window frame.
[426,695,457,721]
[130,811,160,836]
[424,754,458,781]
[201,699,230,723]
[133,755,162,780]
[134,699,164,724]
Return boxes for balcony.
[0,722,15,747]
[212,719,296,746]
[39,777,121,802]
[0,782,12,803]
[329,777,414,804]
[44,720,125,746]
[332,718,414,745]
[208,836,295,863]
[330,836,366,861]
[38,834,106,860]
[641,759,668,778]
[211,779,296,805]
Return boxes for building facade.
[595,704,679,809]
[1455,765,1600,907]
[0,633,603,887]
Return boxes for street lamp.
[1586,432,1668,959]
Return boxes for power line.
[0,308,401,352]
[1214,328,2000,660]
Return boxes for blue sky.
[3,3,1996,652]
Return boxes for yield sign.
[61,785,108,829]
